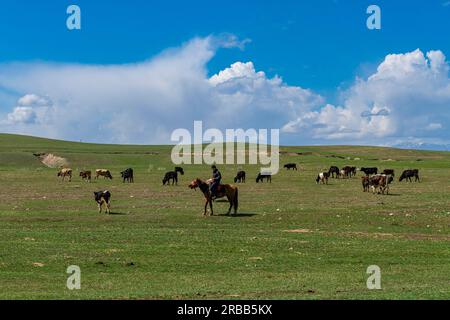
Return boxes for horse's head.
[188,178,202,190]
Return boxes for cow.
[95,169,113,180]
[382,169,395,177]
[284,163,298,170]
[120,168,134,183]
[340,166,356,178]
[361,176,370,192]
[399,169,420,182]
[234,170,246,183]
[256,173,272,183]
[369,174,394,194]
[94,190,111,214]
[328,166,340,178]
[339,169,349,179]
[360,167,378,176]
[175,167,184,175]
[57,168,72,182]
[163,171,178,185]
[349,166,357,177]
[316,172,330,184]
[79,170,91,182]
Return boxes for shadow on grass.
[108,212,127,215]
[216,212,257,218]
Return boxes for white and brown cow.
[57,168,72,182]
[95,169,113,180]
[369,174,394,194]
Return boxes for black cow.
[328,166,340,178]
[94,190,111,214]
[163,171,178,185]
[120,168,134,183]
[399,169,420,182]
[256,173,272,183]
[360,167,378,176]
[284,163,297,170]
[234,171,246,183]
[175,167,184,175]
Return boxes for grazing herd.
[316,165,420,195]
[56,160,422,215]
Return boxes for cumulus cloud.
[0,40,449,147]
[7,107,37,124]
[283,49,450,145]
[4,93,53,126]
[0,36,322,143]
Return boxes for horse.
[188,178,238,216]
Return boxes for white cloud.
[7,107,37,124]
[17,94,52,107]
[0,36,322,144]
[283,49,450,145]
[0,40,450,147]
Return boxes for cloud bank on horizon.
[0,35,449,148]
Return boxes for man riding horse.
[210,165,222,199]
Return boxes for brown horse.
[188,178,238,216]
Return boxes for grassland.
[0,133,448,299]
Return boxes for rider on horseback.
[210,165,222,199]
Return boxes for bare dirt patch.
[33,153,69,168]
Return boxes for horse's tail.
[234,187,238,213]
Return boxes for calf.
[234,170,246,183]
[284,163,298,170]
[120,168,134,183]
[57,168,72,182]
[79,170,91,182]
[399,169,420,182]
[175,167,184,175]
[361,176,370,192]
[94,190,111,214]
[95,169,113,180]
[316,172,330,184]
[256,173,272,183]
[163,171,178,185]
[361,167,378,176]
[328,166,340,178]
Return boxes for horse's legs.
[226,195,232,215]
[209,199,213,216]
[204,199,208,216]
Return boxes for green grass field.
[0,133,449,299]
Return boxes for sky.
[0,0,450,148]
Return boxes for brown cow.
[57,168,72,182]
[95,169,113,180]
[79,170,91,182]
[361,176,370,192]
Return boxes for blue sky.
[1,1,450,148]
